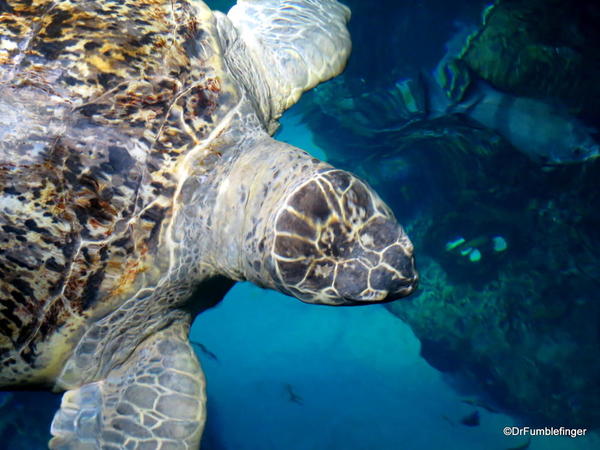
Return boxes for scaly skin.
[0,1,417,448]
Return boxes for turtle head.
[270,169,418,305]
[210,136,417,305]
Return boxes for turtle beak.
[212,136,418,306]
[335,220,419,305]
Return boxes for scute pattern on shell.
[0,0,236,385]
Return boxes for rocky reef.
[299,0,600,429]
[391,165,600,427]
[459,0,600,122]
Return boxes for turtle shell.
[0,0,236,385]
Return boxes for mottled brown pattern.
[0,0,234,385]
[271,170,415,304]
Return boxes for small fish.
[190,340,219,362]
[284,383,303,405]
[461,398,500,414]
[460,410,480,427]
[441,414,455,426]
[507,437,531,450]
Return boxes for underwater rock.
[303,58,600,428]
[297,0,600,433]
[304,0,600,165]
[432,74,600,164]
[307,60,600,165]
[387,240,600,429]
[428,0,600,164]
[458,0,600,121]
[433,0,600,164]
[384,152,600,429]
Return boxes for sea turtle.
[0,0,418,448]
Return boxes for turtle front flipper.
[215,0,351,129]
[50,323,205,449]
